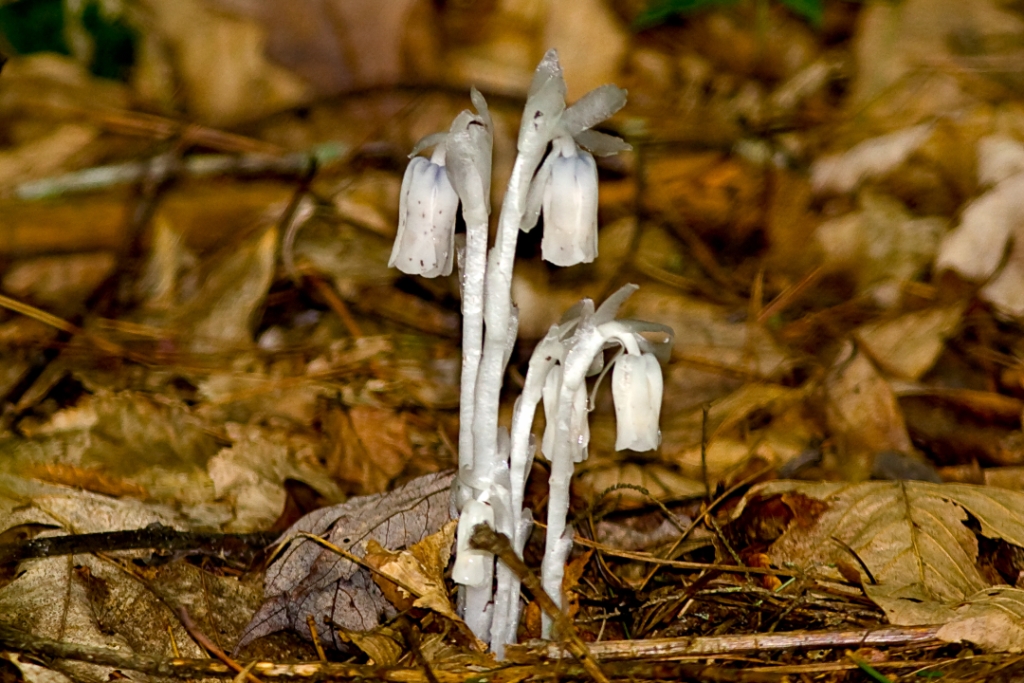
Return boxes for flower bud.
[389,152,459,277]
[540,139,598,267]
[612,352,664,451]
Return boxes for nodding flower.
[538,136,599,266]
[389,145,459,278]
[611,351,664,452]
[390,88,492,280]
[520,66,633,268]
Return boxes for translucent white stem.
[539,322,606,636]
[463,559,494,642]
[457,203,489,502]
[470,147,542,488]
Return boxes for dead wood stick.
[0,525,278,565]
[508,625,943,662]
[177,607,266,683]
[468,524,610,683]
[0,620,942,682]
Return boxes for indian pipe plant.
[389,50,673,658]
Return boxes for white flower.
[519,53,633,267]
[611,352,664,451]
[539,137,599,266]
[389,147,459,278]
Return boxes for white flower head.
[611,351,664,452]
[390,89,493,278]
[519,50,633,267]
[390,145,459,277]
[540,137,599,266]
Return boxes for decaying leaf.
[937,587,1024,652]
[853,304,965,380]
[338,624,404,665]
[364,519,457,621]
[735,480,1024,650]
[0,476,263,681]
[825,342,913,479]
[236,471,455,652]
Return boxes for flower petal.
[562,84,627,137]
[573,129,632,157]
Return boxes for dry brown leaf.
[937,587,1024,652]
[627,286,791,380]
[236,471,454,652]
[814,191,945,307]
[736,479,1024,649]
[0,477,264,680]
[853,304,965,380]
[657,383,813,482]
[644,153,763,244]
[142,0,310,125]
[0,123,98,190]
[825,342,913,479]
[811,125,933,195]
[364,519,457,620]
[850,0,1022,113]
[578,461,705,508]
[898,391,1024,467]
[338,625,404,665]
[2,253,117,312]
[209,0,431,96]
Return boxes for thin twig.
[304,616,327,663]
[638,463,774,591]
[468,524,610,683]
[0,620,946,681]
[177,607,265,683]
[0,292,124,357]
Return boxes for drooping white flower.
[539,137,599,266]
[518,54,632,268]
[390,146,459,277]
[611,352,664,451]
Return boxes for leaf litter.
[3,0,1024,680]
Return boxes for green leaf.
[0,0,69,57]
[634,0,740,29]
[779,0,823,26]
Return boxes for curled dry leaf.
[362,519,486,650]
[235,471,454,652]
[363,520,457,618]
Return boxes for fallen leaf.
[853,304,965,380]
[338,624,404,665]
[236,471,455,652]
[627,286,791,379]
[143,0,310,125]
[825,342,913,479]
[363,519,460,624]
[815,191,945,307]
[810,125,933,195]
[937,587,1024,652]
[0,124,99,190]
[735,479,1024,648]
